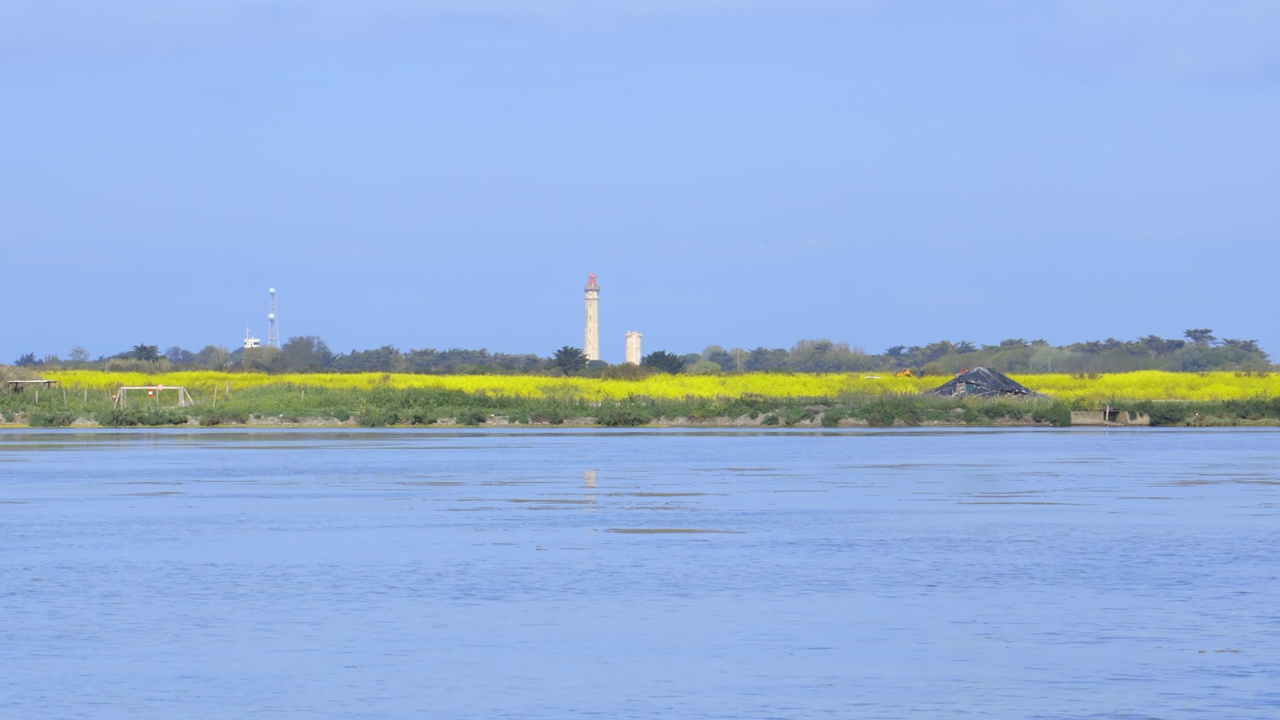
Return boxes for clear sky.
[3,1,1278,363]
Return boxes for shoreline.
[4,414,1278,430]
[7,376,1280,429]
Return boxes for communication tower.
[584,274,600,362]
[267,287,280,349]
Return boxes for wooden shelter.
[5,379,57,394]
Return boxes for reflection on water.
[605,528,744,534]
[2,428,1279,719]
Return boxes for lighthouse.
[625,331,642,365]
[584,273,600,362]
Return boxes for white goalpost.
[113,385,195,409]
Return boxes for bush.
[685,401,722,421]
[199,411,247,426]
[595,404,654,427]
[98,409,140,427]
[859,396,921,427]
[1131,401,1192,427]
[1030,402,1071,427]
[140,409,190,426]
[721,396,774,419]
[1223,396,1280,420]
[820,408,848,427]
[356,409,396,427]
[601,364,652,381]
[27,409,74,427]
[97,408,189,427]
[397,410,438,425]
[782,407,817,426]
[973,400,1019,421]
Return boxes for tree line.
[11,329,1271,376]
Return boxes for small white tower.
[625,331,643,365]
[267,288,280,349]
[584,274,600,362]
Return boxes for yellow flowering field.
[43,370,1280,403]
[1018,371,1280,402]
[47,370,931,400]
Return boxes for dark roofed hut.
[923,367,1044,398]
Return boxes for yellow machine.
[896,369,915,378]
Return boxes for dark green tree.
[315,341,336,369]
[194,345,232,370]
[641,350,684,374]
[702,345,734,369]
[553,346,588,375]
[745,347,789,371]
[165,346,196,366]
[130,344,160,361]
[789,339,873,372]
[1220,338,1261,354]
[241,346,283,373]
[1138,335,1183,357]
[280,336,332,373]
[331,345,403,373]
[1183,329,1216,345]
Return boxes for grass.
[1,369,1276,428]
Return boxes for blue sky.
[3,1,1278,363]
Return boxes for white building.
[625,331,643,365]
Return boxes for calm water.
[1,428,1278,719]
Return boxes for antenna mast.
[267,288,280,349]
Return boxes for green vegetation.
[4,378,1276,429]
[641,350,684,374]
[13,328,1270,378]
[4,361,1280,429]
[552,346,588,375]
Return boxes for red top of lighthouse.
[586,273,598,287]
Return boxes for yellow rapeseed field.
[1018,370,1280,402]
[44,370,1280,403]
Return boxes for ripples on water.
[2,428,1278,718]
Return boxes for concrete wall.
[1070,410,1151,426]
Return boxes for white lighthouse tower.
[584,274,600,362]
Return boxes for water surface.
[2,428,1277,718]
